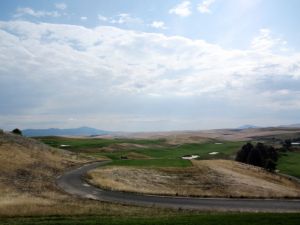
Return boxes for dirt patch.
[88,160,300,198]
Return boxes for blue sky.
[0,0,300,131]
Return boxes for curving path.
[56,161,300,212]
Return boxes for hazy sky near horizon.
[0,0,300,131]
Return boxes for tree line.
[235,142,278,172]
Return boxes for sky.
[0,0,300,131]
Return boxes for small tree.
[265,159,277,172]
[282,139,292,150]
[12,128,22,136]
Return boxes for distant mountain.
[279,124,300,128]
[237,124,260,130]
[23,127,111,137]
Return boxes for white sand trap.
[181,155,199,160]
[60,144,70,147]
[209,152,219,155]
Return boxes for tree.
[265,159,276,172]
[235,142,278,171]
[235,143,253,162]
[11,128,22,136]
[282,139,292,150]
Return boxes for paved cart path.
[57,161,300,212]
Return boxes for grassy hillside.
[88,159,300,198]
[0,132,187,217]
[36,136,300,178]
[278,151,300,178]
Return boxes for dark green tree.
[235,142,278,171]
[282,139,292,150]
[11,128,22,136]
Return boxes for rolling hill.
[22,126,111,137]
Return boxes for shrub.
[11,128,22,136]
[236,142,278,172]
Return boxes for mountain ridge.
[23,126,111,137]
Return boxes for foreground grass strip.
[1,213,300,225]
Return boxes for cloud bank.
[0,20,299,130]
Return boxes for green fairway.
[37,136,300,177]
[37,136,244,163]
[278,151,300,178]
[36,136,166,152]
[108,158,192,167]
[86,142,244,161]
[1,213,300,225]
[132,142,243,159]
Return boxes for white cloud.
[55,3,67,10]
[197,0,215,14]
[98,14,108,22]
[98,13,144,25]
[251,28,287,52]
[14,7,61,18]
[80,16,88,21]
[150,21,167,29]
[169,1,192,17]
[0,21,299,130]
[110,13,143,25]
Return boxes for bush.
[236,142,278,172]
[11,128,22,136]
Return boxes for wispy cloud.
[55,3,67,10]
[80,16,88,21]
[169,1,192,17]
[14,7,61,18]
[251,28,287,52]
[98,13,143,25]
[197,0,215,14]
[110,13,143,25]
[98,14,108,22]
[150,21,167,29]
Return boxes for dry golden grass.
[0,133,176,217]
[88,160,300,198]
[0,191,172,217]
[126,127,300,142]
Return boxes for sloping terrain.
[88,160,300,198]
[0,132,163,217]
[125,127,300,143]
[0,132,81,193]
[0,133,110,216]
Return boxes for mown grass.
[1,213,300,225]
[108,158,192,167]
[278,151,300,178]
[90,142,244,161]
[35,137,166,152]
[37,136,300,178]
[133,142,243,159]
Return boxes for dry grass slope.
[0,132,174,217]
[88,160,300,198]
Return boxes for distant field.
[278,151,300,178]
[36,136,300,178]
[2,213,300,225]
[35,136,166,151]
[108,158,192,167]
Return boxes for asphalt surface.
[56,161,300,212]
